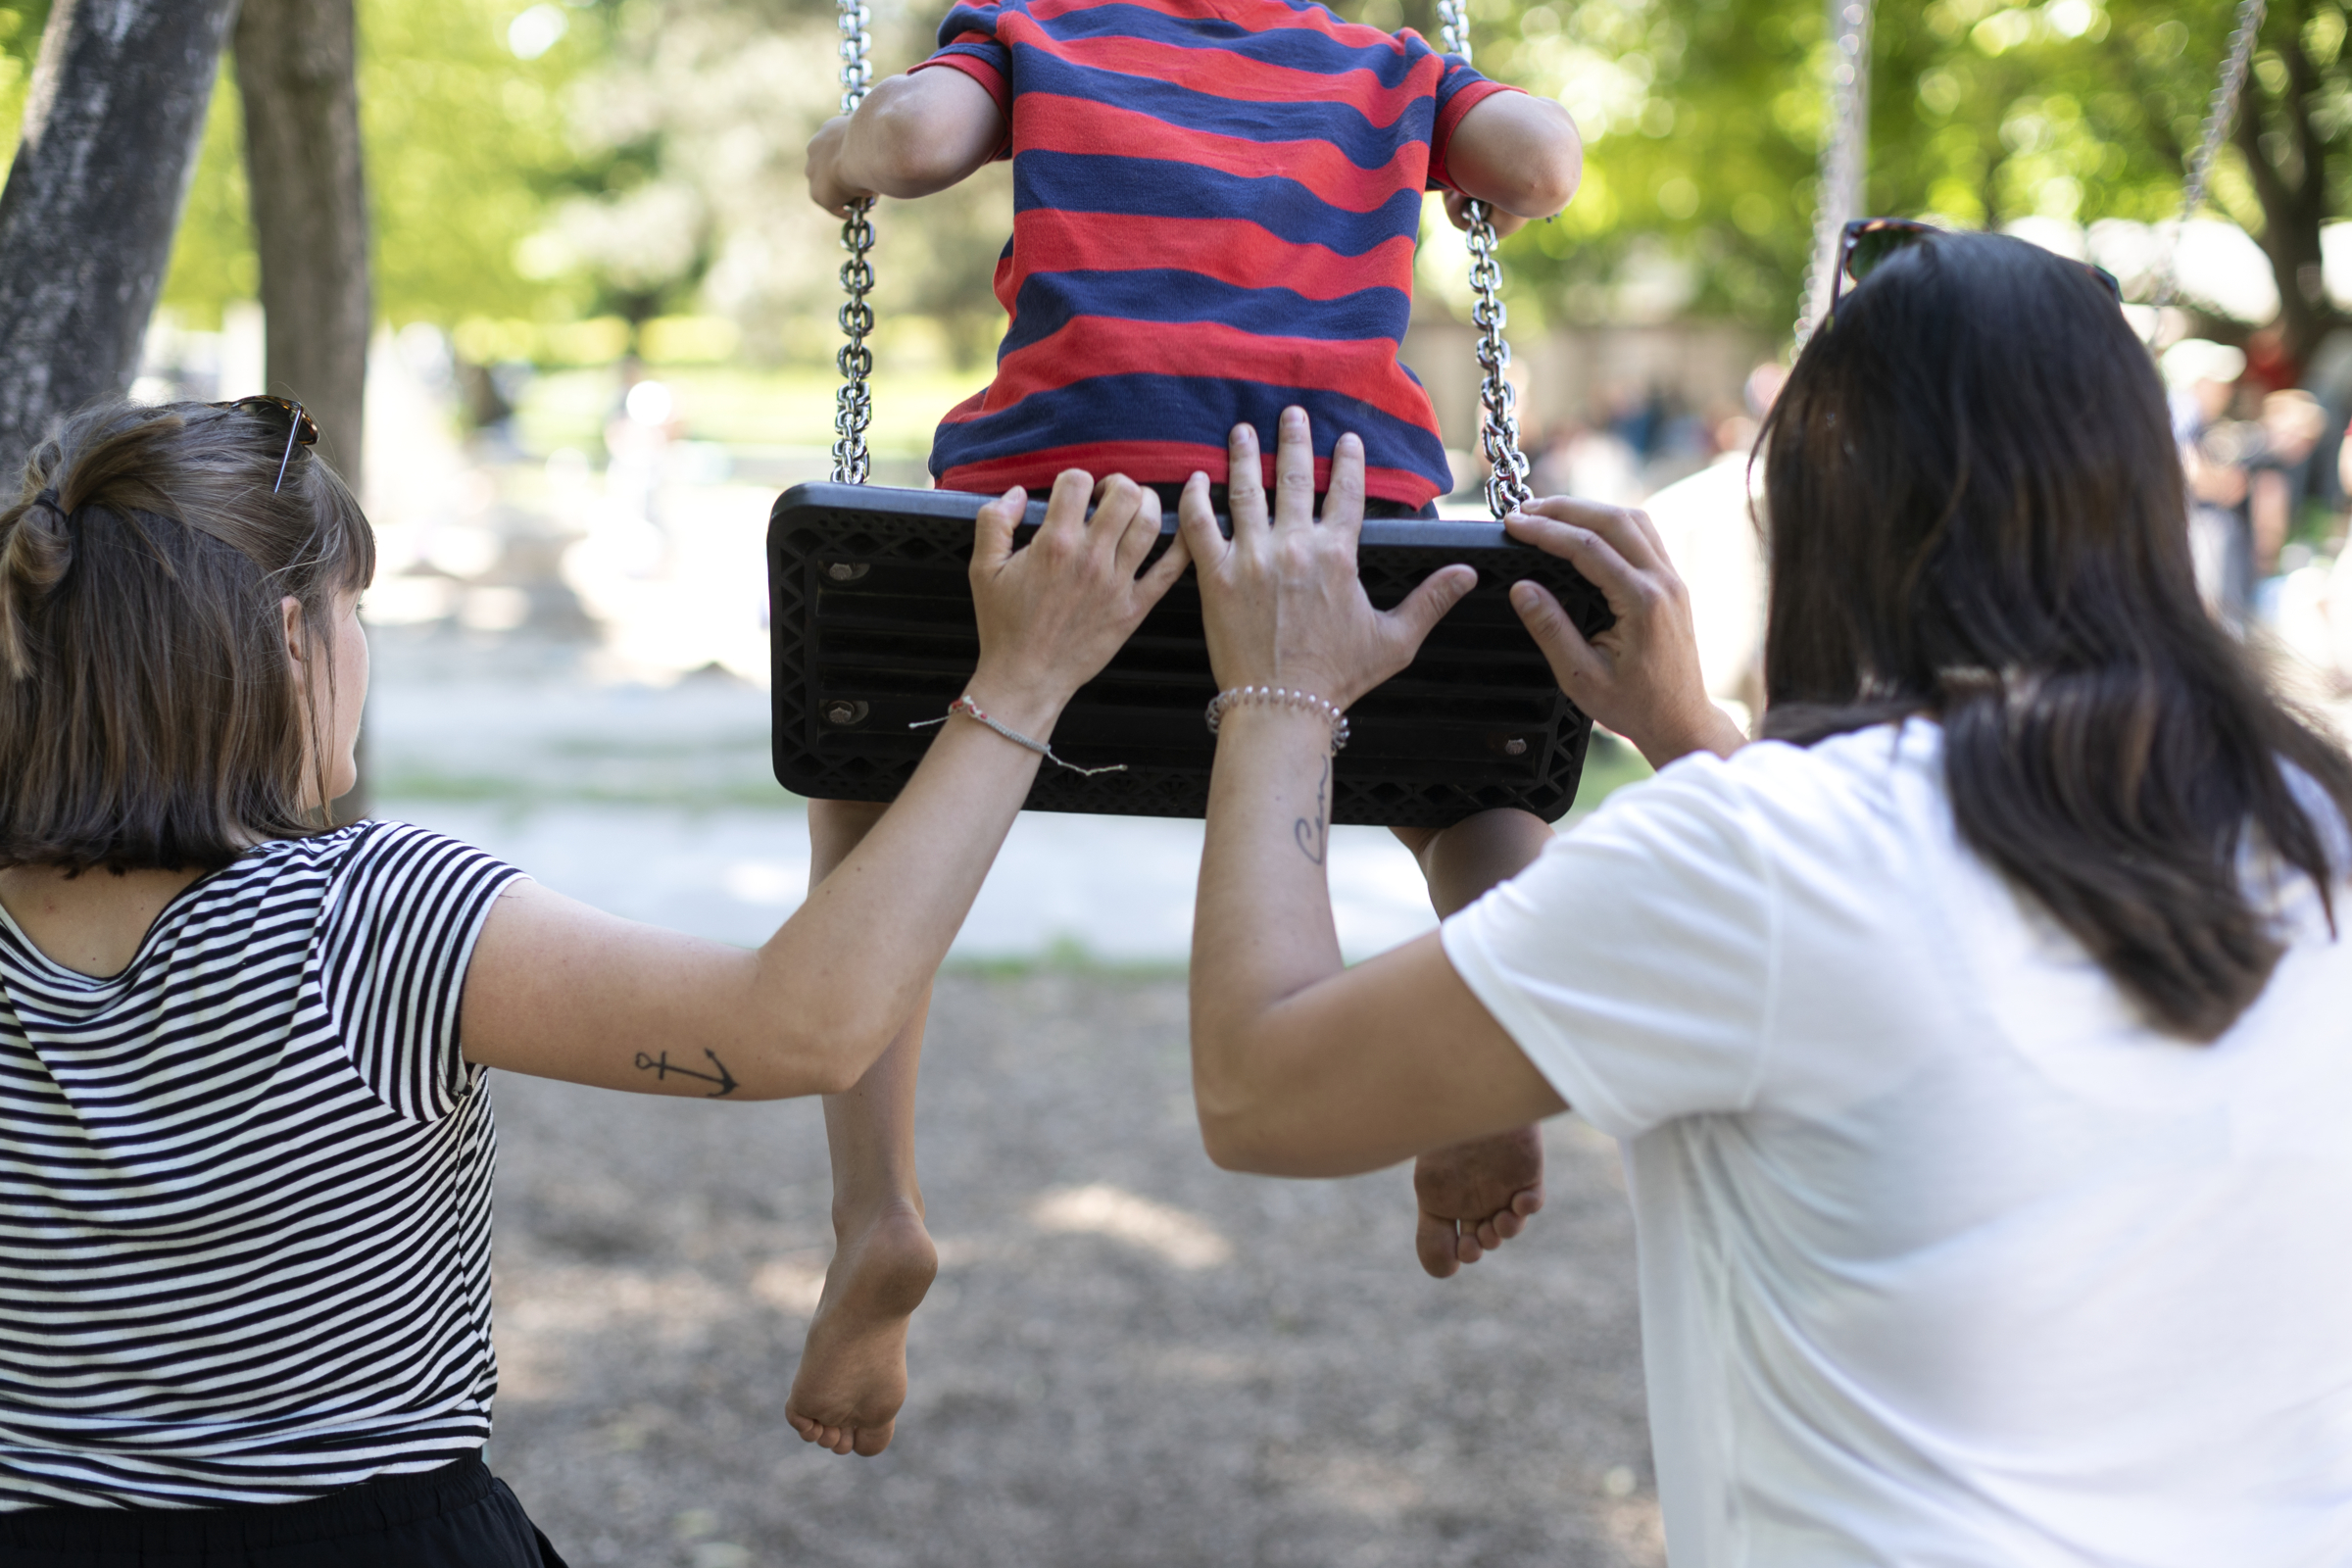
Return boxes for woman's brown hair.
[1758,231,2352,1042]
[0,398,374,873]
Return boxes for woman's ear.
[280,595,308,668]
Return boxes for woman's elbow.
[1192,1066,1310,1175]
[1192,1053,1275,1171]
[757,1012,893,1099]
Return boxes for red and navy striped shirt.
[912,0,1514,508]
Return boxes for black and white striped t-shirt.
[0,821,522,1508]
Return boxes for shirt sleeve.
[317,822,525,1121]
[910,0,1011,118]
[1441,754,1779,1141]
[1411,33,1523,191]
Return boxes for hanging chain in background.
[831,0,877,484]
[1792,0,1873,350]
[2147,0,2267,326]
[1435,0,1533,516]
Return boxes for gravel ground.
[488,972,1660,1568]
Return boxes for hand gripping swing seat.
[768,0,1608,826]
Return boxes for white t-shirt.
[1443,721,2352,1567]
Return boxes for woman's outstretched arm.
[1178,410,1737,1177]
[459,473,1189,1101]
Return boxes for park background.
[0,0,2342,1563]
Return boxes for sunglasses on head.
[1825,217,2126,328]
[209,395,319,493]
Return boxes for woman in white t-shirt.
[1172,231,2352,1566]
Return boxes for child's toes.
[1416,1211,1463,1278]
[852,1419,896,1457]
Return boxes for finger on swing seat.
[1224,423,1268,533]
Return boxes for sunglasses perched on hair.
[209,395,319,493]
[1825,217,2126,327]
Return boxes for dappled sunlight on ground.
[490,974,1662,1568]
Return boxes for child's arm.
[807,68,1007,216]
[1443,93,1583,237]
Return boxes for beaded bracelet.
[911,695,1127,776]
[1203,685,1350,755]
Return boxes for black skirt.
[0,1454,565,1568]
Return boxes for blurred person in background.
[2331,465,2352,686]
[2169,341,2257,625]
[2250,390,2328,579]
[1626,359,1786,728]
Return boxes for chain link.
[831,0,877,484]
[1435,0,1532,516]
[1792,0,1873,350]
[1463,214,1533,514]
[2149,0,2267,318]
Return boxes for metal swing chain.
[2148,0,2268,319]
[1792,0,1873,350]
[831,0,878,484]
[1435,0,1533,516]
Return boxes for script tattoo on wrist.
[1294,758,1330,866]
[633,1048,740,1098]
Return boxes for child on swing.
[0,397,1181,1554]
[796,0,1583,1457]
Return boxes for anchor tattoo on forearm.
[633,1048,741,1098]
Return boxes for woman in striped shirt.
[0,398,1186,1565]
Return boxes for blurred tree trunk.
[234,0,368,492]
[2236,0,2339,368]
[0,0,240,481]
[236,0,373,821]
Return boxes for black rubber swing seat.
[767,482,1614,827]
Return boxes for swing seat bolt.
[1503,736,1528,756]
[823,700,869,727]
[825,561,869,583]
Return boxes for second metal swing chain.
[1435,0,1533,516]
[2149,0,2267,319]
[1792,0,1873,350]
[831,0,877,484]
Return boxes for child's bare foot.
[1413,1125,1544,1278]
[785,1200,938,1455]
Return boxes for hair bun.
[1,485,75,679]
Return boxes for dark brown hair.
[0,399,374,873]
[1758,231,2352,1042]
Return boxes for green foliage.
[5,0,2315,349]
[1330,0,2320,331]
[160,66,257,323]
[0,4,54,168]
[362,0,592,324]
[1501,0,1822,324]
[154,0,591,329]
[1872,0,2282,231]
